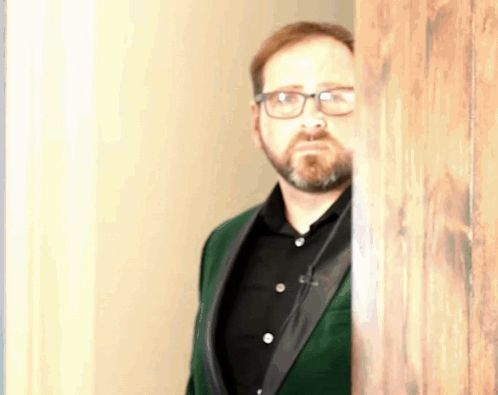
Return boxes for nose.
[300,95,327,132]
[301,117,327,133]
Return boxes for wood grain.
[353,0,497,393]
[470,0,498,393]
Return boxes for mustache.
[288,130,338,150]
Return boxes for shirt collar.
[259,183,352,236]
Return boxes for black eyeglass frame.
[254,87,355,119]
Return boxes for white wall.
[5,1,353,394]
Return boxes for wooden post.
[353,0,498,394]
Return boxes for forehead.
[262,37,354,92]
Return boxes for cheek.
[260,118,299,153]
[329,116,355,149]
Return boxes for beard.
[260,130,352,193]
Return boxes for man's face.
[251,37,354,193]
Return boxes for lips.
[293,142,329,152]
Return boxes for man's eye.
[321,92,342,102]
[276,92,298,103]
[320,90,354,103]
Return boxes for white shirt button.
[275,283,286,293]
[262,332,274,344]
[257,389,262,395]
[294,237,305,247]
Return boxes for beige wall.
[6,1,353,394]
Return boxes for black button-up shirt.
[216,185,352,395]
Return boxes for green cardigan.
[187,203,351,395]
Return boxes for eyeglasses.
[255,88,355,119]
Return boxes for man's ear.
[250,101,262,149]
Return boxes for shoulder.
[212,205,260,238]
[197,204,261,292]
[204,205,261,253]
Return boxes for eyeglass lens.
[263,89,354,118]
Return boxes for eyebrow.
[273,82,350,91]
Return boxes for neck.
[278,178,351,235]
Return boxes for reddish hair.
[249,21,354,95]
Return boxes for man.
[187,21,354,395]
